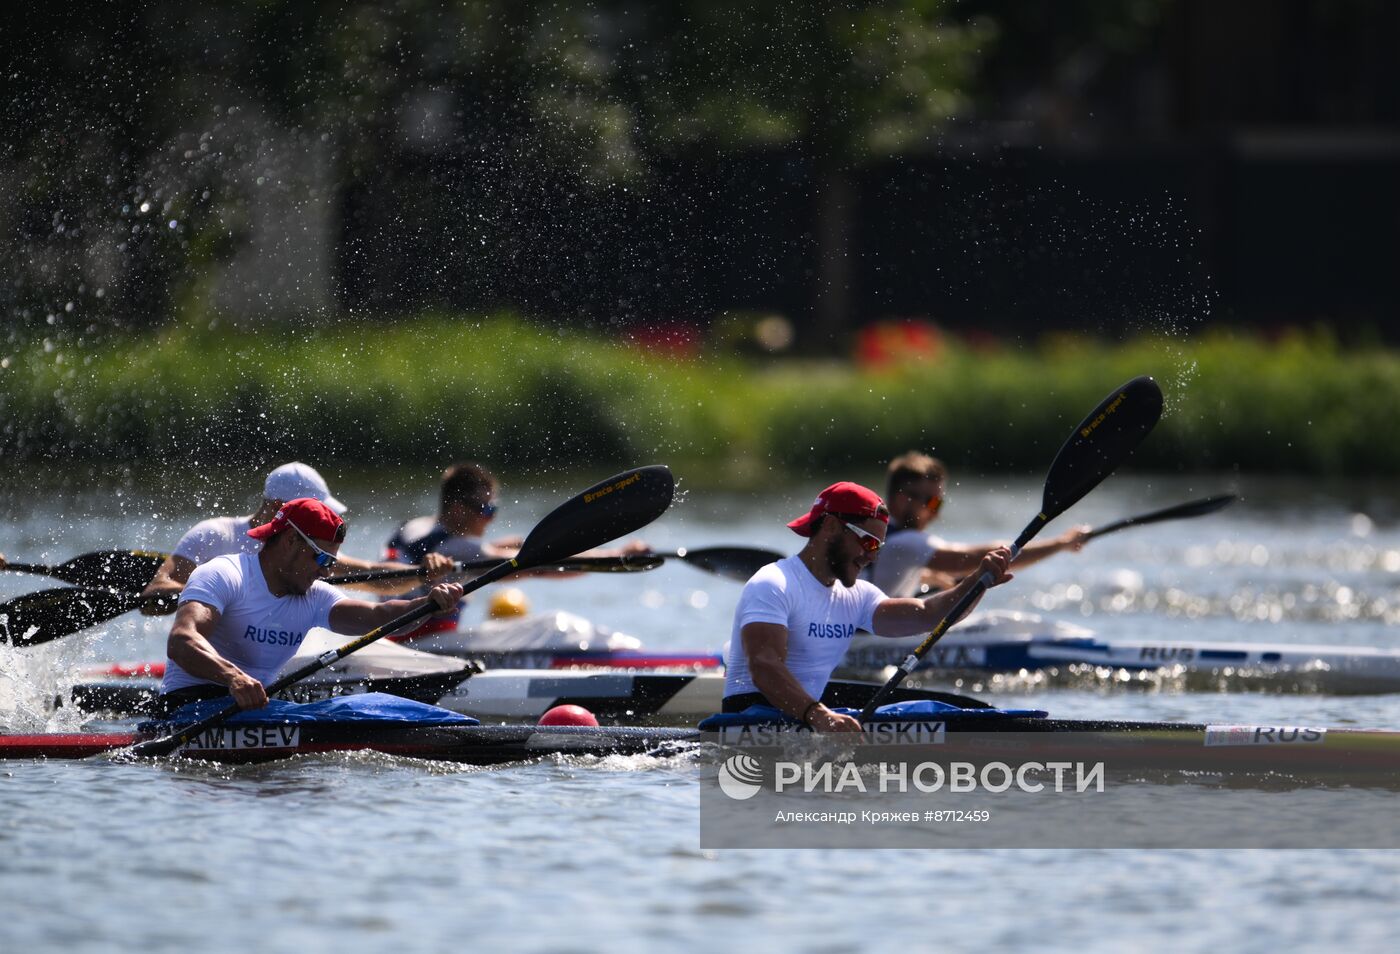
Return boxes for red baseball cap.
[248,497,346,542]
[787,482,888,537]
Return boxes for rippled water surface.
[3,472,1400,952]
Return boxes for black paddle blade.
[0,587,142,647]
[54,550,167,591]
[1040,376,1163,521]
[674,546,783,582]
[515,465,675,568]
[2,550,167,591]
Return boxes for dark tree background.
[3,0,1397,348]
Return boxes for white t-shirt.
[162,553,346,692]
[724,555,885,700]
[865,527,948,597]
[172,515,261,565]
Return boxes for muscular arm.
[166,600,267,709]
[743,623,862,734]
[873,548,1014,637]
[926,528,1088,577]
[327,581,464,634]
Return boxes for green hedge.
[2,316,1395,479]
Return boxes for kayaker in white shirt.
[140,461,452,612]
[867,450,1089,597]
[724,481,1012,733]
[160,498,463,714]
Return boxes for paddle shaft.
[1085,494,1238,542]
[325,554,664,585]
[325,546,780,586]
[1,563,57,576]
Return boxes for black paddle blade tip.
[516,465,676,567]
[1042,376,1164,518]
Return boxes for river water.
[2,470,1398,952]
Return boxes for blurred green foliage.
[3,0,991,339]
[2,316,1396,480]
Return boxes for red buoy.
[538,705,599,727]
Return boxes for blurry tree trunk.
[800,17,856,356]
[810,163,855,352]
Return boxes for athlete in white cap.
[139,462,449,612]
[261,462,347,515]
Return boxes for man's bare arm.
[166,600,267,709]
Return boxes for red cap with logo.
[786,482,888,537]
[248,497,346,542]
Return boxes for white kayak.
[415,608,1400,693]
[432,670,995,723]
[839,611,1400,693]
[67,634,980,724]
[390,611,723,671]
[435,669,726,722]
[68,612,1400,715]
[68,662,959,727]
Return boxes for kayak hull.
[65,670,983,723]
[0,723,697,764]
[4,719,1399,788]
